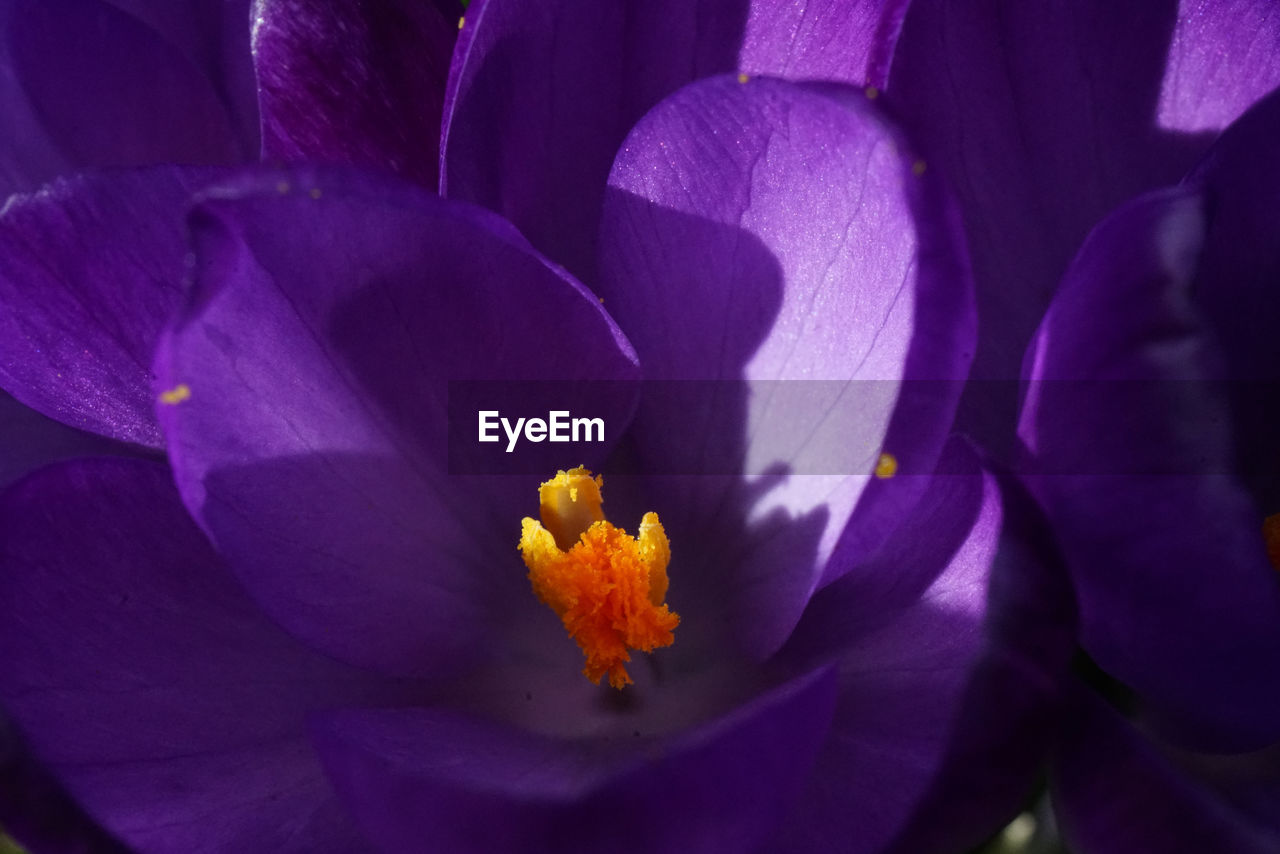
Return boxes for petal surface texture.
[253,0,453,188]
[442,0,909,280]
[598,75,974,657]
[0,458,426,852]
[157,168,640,677]
[0,166,224,447]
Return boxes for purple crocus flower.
[1020,85,1280,851]
[0,2,1077,852]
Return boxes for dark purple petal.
[311,667,836,854]
[1184,87,1280,517]
[442,0,905,280]
[254,0,453,187]
[1053,691,1280,854]
[0,166,226,447]
[599,76,973,657]
[157,167,640,678]
[2,0,243,195]
[1020,188,1280,749]
[0,458,426,851]
[0,390,138,489]
[773,441,1016,853]
[0,706,129,854]
[888,0,1280,451]
[100,0,260,155]
[882,467,1078,854]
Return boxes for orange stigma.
[1265,513,1280,571]
[518,467,678,689]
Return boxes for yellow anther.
[519,468,678,688]
[158,384,191,405]
[458,15,465,29]
[737,72,750,84]
[874,452,898,479]
[865,85,880,99]
[911,160,927,176]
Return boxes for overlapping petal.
[0,458,430,852]
[0,0,248,198]
[311,667,837,854]
[1053,691,1280,854]
[253,0,453,187]
[442,0,907,280]
[157,168,640,678]
[598,75,973,656]
[1020,188,1280,748]
[0,166,226,447]
[888,0,1280,449]
[770,442,1072,854]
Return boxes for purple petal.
[598,76,973,657]
[1184,88,1280,514]
[0,390,138,490]
[772,441,1017,853]
[3,0,243,194]
[100,0,260,154]
[740,0,911,88]
[157,167,640,678]
[1157,0,1280,133]
[0,706,129,854]
[254,0,453,188]
[887,0,1280,450]
[1053,691,1280,854]
[1020,188,1280,749]
[442,0,906,280]
[0,166,226,447]
[311,667,836,854]
[0,458,426,851]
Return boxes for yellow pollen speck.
[519,467,678,689]
[159,384,191,405]
[1264,513,1280,571]
[874,452,898,479]
[276,180,291,194]
[865,85,880,99]
[737,72,750,84]
[458,15,465,29]
[309,187,322,199]
[911,160,927,176]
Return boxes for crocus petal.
[157,167,640,678]
[0,166,226,447]
[771,441,1014,854]
[1184,87,1280,513]
[0,706,129,854]
[888,0,1280,450]
[311,666,836,854]
[442,0,906,280]
[100,0,259,154]
[1020,188,1280,749]
[0,390,138,489]
[1053,691,1280,854]
[0,458,428,852]
[254,0,453,188]
[2,0,242,195]
[1157,0,1280,133]
[599,76,973,656]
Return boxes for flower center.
[1265,512,1280,571]
[518,467,679,689]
